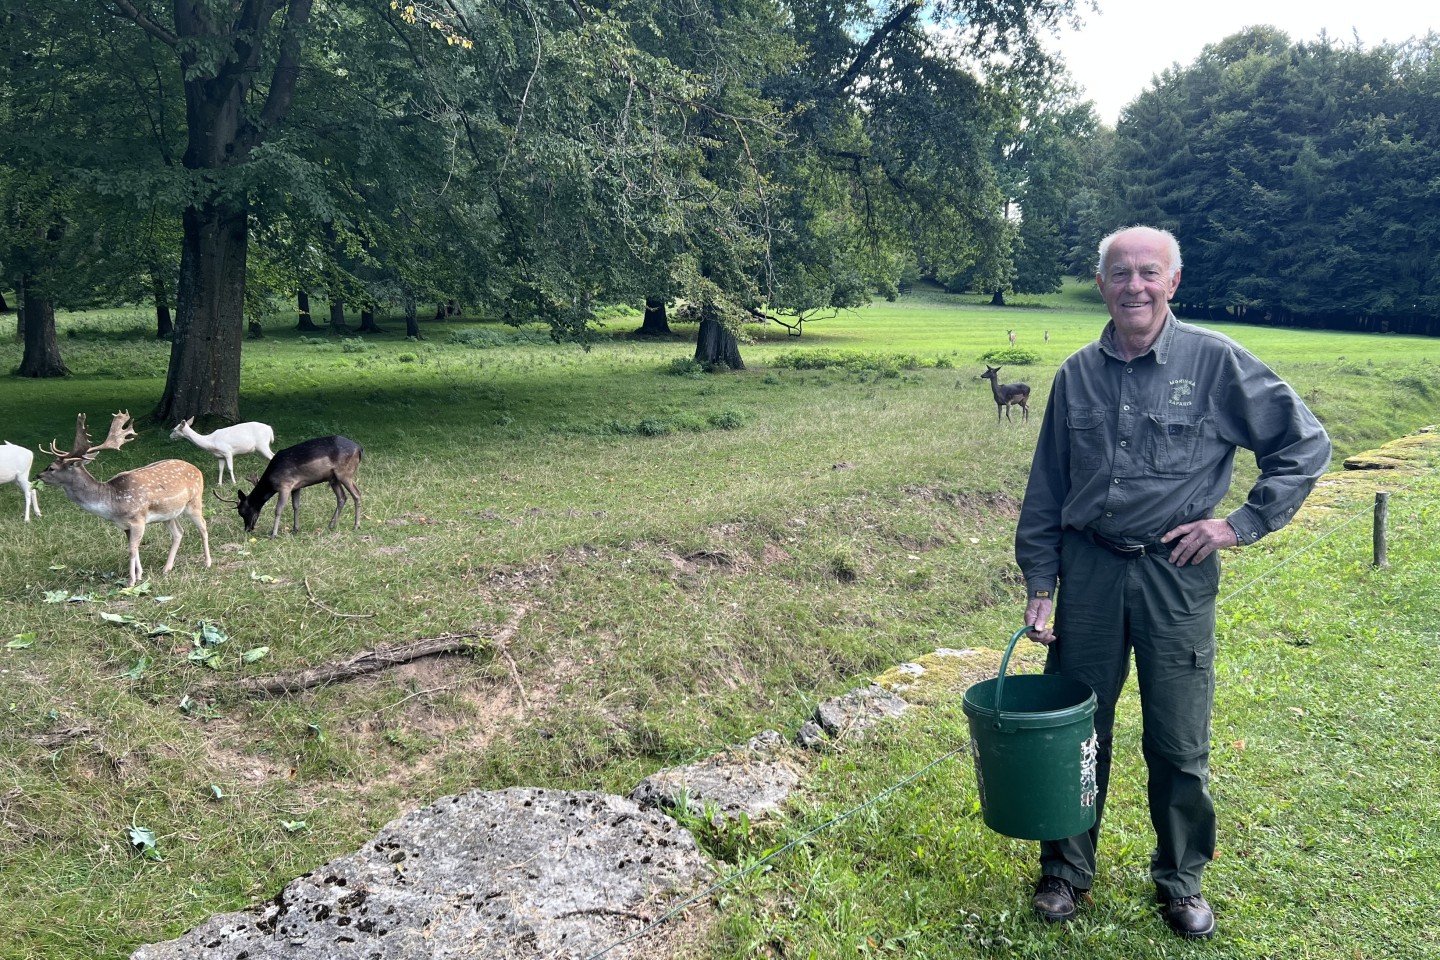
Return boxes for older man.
[1014,226,1330,938]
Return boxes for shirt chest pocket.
[1142,413,1207,478]
[1067,409,1107,472]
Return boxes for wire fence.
[583,498,1385,960]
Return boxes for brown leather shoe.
[1032,876,1078,923]
[1162,894,1217,939]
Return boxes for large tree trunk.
[130,0,314,423]
[695,314,744,369]
[0,290,10,312]
[403,289,421,339]
[637,296,671,336]
[990,289,1007,306]
[151,268,174,340]
[16,275,70,378]
[296,289,319,330]
[358,307,381,333]
[329,299,350,334]
[156,199,247,421]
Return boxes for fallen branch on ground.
[203,606,529,699]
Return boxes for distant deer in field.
[978,365,1031,424]
[214,436,362,537]
[0,441,42,521]
[37,411,212,584]
[1044,329,1050,343]
[1007,329,1017,347]
[170,417,275,485]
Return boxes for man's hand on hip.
[1161,518,1238,566]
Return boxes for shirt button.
[1119,440,1128,447]
[1126,367,1133,373]
[1105,511,1113,518]
[1123,404,1130,411]
[1113,478,1121,484]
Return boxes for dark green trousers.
[1039,528,1220,899]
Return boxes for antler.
[91,411,138,455]
[41,411,137,463]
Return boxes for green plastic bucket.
[962,627,1099,841]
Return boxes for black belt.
[1081,529,1171,559]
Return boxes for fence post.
[1373,491,1389,568]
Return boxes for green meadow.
[1,282,1437,959]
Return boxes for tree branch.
[108,0,178,47]
[259,0,314,134]
[203,606,529,698]
[830,1,922,99]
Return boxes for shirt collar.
[1098,312,1177,364]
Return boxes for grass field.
[0,282,1437,959]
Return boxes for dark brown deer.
[214,436,362,537]
[37,411,212,584]
[979,365,1031,424]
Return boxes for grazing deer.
[1044,329,1050,343]
[1007,329,1017,347]
[979,365,1031,424]
[214,436,362,537]
[37,411,212,584]
[0,441,42,521]
[169,417,276,485]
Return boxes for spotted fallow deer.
[37,411,212,585]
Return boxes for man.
[1014,226,1330,939]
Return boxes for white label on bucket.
[1079,733,1099,807]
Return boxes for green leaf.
[198,621,228,647]
[178,695,194,715]
[209,784,225,801]
[66,593,93,603]
[250,571,277,583]
[7,633,36,650]
[48,564,66,571]
[121,657,149,681]
[306,723,324,739]
[116,581,151,597]
[148,624,177,637]
[127,824,160,859]
[99,611,133,625]
[153,595,174,604]
[42,590,68,603]
[280,820,308,833]
[241,646,270,663]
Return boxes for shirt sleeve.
[1015,368,1070,597]
[1216,348,1332,544]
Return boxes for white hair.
[1097,226,1183,278]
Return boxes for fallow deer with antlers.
[978,365,1031,424]
[37,411,212,585]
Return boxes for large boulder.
[132,788,710,960]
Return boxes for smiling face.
[1096,228,1181,345]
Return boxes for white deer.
[0,441,42,521]
[169,417,276,485]
[38,411,212,585]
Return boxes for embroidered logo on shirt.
[1168,379,1195,406]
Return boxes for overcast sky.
[1046,0,1438,125]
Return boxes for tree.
[1109,28,1440,333]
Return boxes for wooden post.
[1373,491,1389,568]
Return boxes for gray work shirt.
[1015,314,1331,598]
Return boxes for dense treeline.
[7,8,1440,421]
[0,0,1091,419]
[1088,27,1440,336]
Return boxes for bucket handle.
[991,626,1034,729]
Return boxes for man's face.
[1096,230,1180,339]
